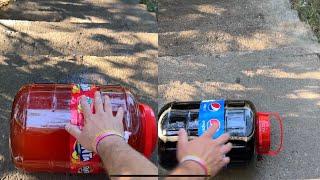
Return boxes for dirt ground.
[158,0,318,56]
[0,0,10,8]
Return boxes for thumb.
[65,123,81,139]
[177,128,188,158]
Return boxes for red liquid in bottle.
[10,84,157,173]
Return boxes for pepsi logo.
[208,102,221,111]
[207,119,220,130]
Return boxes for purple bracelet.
[95,132,124,153]
[180,155,209,176]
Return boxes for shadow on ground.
[0,0,155,25]
[0,0,157,56]
[158,0,303,56]
[0,21,157,57]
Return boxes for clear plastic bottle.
[10,83,157,173]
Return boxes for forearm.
[165,161,207,180]
[98,136,157,179]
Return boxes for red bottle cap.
[256,112,283,156]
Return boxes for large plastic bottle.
[158,100,283,169]
[10,84,157,173]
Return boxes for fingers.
[115,107,124,120]
[203,123,218,138]
[80,96,92,122]
[177,128,188,152]
[215,157,230,171]
[103,95,113,115]
[221,156,230,166]
[220,142,232,154]
[94,91,104,113]
[65,123,81,139]
[215,133,230,145]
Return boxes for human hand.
[65,91,124,153]
[177,124,232,176]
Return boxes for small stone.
[235,77,241,84]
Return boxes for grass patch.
[140,0,158,12]
[292,0,320,42]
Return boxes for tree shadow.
[0,0,156,26]
[158,0,307,56]
[0,23,64,56]
[0,0,157,56]
[0,21,157,57]
[89,33,157,56]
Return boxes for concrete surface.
[0,20,157,57]
[0,0,157,57]
[159,0,319,56]
[0,0,10,9]
[158,0,320,179]
[158,47,320,179]
[0,0,156,24]
[0,0,157,179]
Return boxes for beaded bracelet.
[95,131,125,153]
[180,155,209,176]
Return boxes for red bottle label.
[69,84,102,173]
